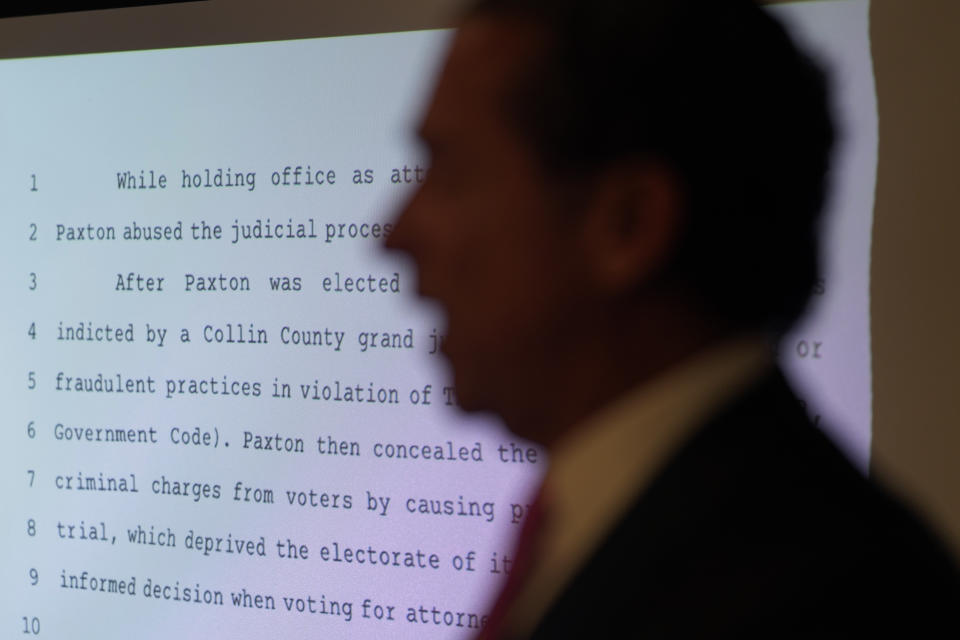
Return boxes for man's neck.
[502,297,733,449]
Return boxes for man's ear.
[577,159,686,294]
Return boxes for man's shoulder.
[532,369,960,637]
[652,369,959,594]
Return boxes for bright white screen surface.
[0,1,875,637]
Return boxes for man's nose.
[383,187,421,256]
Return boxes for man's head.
[386,0,833,442]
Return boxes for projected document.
[0,1,875,637]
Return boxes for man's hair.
[468,0,835,335]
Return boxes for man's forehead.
[419,17,547,142]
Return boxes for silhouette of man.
[386,0,959,636]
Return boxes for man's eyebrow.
[416,128,449,157]
[417,124,440,146]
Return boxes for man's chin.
[448,367,489,415]
[443,340,500,414]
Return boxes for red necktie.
[477,489,547,640]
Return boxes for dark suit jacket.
[528,370,959,638]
